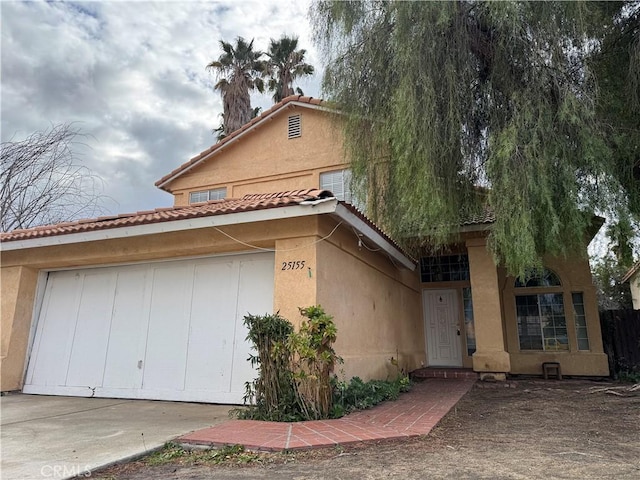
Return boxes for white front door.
[423,289,463,367]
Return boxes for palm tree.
[207,37,265,136]
[265,35,314,103]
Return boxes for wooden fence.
[599,309,640,375]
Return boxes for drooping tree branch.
[312,0,640,277]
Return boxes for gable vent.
[288,114,301,139]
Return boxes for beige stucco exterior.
[466,237,511,377]
[314,218,423,381]
[1,266,39,390]
[501,253,609,376]
[1,98,611,394]
[0,213,422,392]
[164,106,347,205]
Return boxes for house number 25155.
[281,260,306,271]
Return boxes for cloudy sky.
[1,0,321,216]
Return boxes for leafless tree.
[1,124,106,232]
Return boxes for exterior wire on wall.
[212,221,344,252]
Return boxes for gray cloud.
[1,0,321,216]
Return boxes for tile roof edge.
[0,190,335,243]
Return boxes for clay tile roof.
[0,189,334,243]
[155,95,333,190]
[460,206,496,226]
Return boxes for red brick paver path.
[178,378,475,451]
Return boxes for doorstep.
[411,367,479,380]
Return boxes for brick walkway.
[178,378,475,451]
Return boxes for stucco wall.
[0,217,320,391]
[1,266,38,391]
[273,235,318,325]
[315,218,423,381]
[0,213,422,393]
[501,253,609,376]
[466,238,511,375]
[168,107,347,203]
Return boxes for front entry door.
[423,289,463,367]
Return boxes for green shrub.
[332,375,411,417]
[236,307,410,422]
[238,312,300,421]
[618,369,640,384]
[288,306,342,420]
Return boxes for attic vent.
[288,114,301,139]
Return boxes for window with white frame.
[515,269,570,351]
[320,169,352,203]
[189,187,227,204]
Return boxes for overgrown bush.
[331,375,411,418]
[239,312,299,421]
[236,306,410,422]
[288,306,342,419]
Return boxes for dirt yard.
[95,379,640,479]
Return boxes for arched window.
[514,269,567,351]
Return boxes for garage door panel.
[230,257,275,394]
[103,269,149,389]
[24,253,274,403]
[142,264,193,391]
[66,272,117,387]
[185,260,239,392]
[26,272,81,387]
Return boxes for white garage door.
[23,252,274,404]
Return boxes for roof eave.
[0,199,414,272]
[0,200,340,252]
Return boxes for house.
[622,261,640,309]
[0,95,609,404]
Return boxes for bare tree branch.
[1,124,107,232]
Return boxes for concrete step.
[411,367,478,380]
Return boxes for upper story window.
[288,114,301,139]
[420,254,470,283]
[320,169,353,203]
[189,187,227,204]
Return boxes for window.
[288,114,301,138]
[515,268,569,351]
[420,255,470,283]
[463,287,476,356]
[516,293,568,351]
[320,169,353,203]
[189,187,227,204]
[572,293,590,350]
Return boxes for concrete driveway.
[0,393,233,480]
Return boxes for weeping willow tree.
[312,1,639,277]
